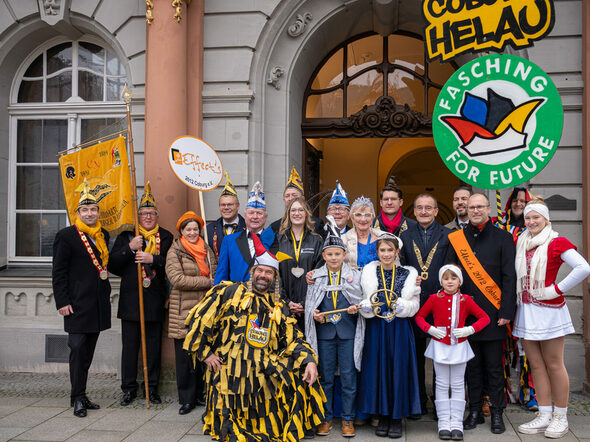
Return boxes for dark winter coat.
[52,226,111,333]
[108,227,173,322]
[445,221,517,341]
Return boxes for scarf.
[380,209,402,234]
[180,236,210,277]
[75,217,109,266]
[515,224,559,300]
[138,224,160,255]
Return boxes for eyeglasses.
[352,213,373,219]
[139,212,157,218]
[415,206,435,212]
[381,197,400,202]
[467,205,489,212]
[328,206,349,213]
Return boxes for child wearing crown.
[304,217,365,437]
[415,264,490,440]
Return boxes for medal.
[76,227,108,281]
[143,278,151,288]
[291,267,304,278]
[328,313,341,324]
[413,240,438,282]
[140,232,160,289]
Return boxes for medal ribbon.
[140,232,160,286]
[412,240,439,277]
[379,265,395,309]
[328,269,342,310]
[75,226,108,279]
[290,230,303,264]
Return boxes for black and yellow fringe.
[184,282,326,441]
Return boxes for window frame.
[7,36,128,264]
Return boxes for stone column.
[583,0,590,394]
[145,0,188,234]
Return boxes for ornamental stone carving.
[301,96,432,138]
[267,66,285,90]
[287,12,312,38]
[38,0,67,26]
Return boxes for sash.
[448,229,502,310]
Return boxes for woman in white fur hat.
[513,197,590,438]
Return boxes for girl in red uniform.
[415,265,490,440]
[514,198,590,438]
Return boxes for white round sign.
[168,136,223,191]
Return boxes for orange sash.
[448,229,501,310]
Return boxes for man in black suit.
[206,171,245,257]
[446,193,516,434]
[400,193,451,417]
[108,183,173,406]
[52,180,111,418]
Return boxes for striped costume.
[184,281,325,441]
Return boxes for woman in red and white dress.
[514,198,590,438]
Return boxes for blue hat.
[329,181,349,207]
[246,181,266,210]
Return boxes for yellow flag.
[59,136,133,235]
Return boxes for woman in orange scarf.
[166,211,217,415]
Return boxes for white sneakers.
[518,412,552,434]
[518,412,569,438]
[544,413,569,439]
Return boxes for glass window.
[11,40,128,261]
[304,33,456,119]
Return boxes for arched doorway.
[302,32,459,223]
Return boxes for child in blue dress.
[357,233,421,438]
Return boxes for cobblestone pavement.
[1,372,589,441]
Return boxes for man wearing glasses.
[446,193,516,434]
[373,178,416,236]
[206,172,245,257]
[400,193,452,418]
[326,180,351,234]
[108,183,173,406]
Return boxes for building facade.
[0,0,588,392]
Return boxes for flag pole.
[122,84,151,408]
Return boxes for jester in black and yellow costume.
[184,234,325,441]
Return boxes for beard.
[252,275,274,294]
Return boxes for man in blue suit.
[214,181,270,284]
[206,171,245,258]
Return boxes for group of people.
[52,167,590,442]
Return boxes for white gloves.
[534,284,560,301]
[394,302,404,316]
[428,326,446,339]
[452,326,475,339]
[359,299,373,313]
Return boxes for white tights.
[434,361,467,400]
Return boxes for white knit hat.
[438,264,463,286]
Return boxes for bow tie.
[224,223,237,234]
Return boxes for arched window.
[302,32,456,137]
[9,39,127,261]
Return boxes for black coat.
[400,221,452,305]
[268,217,325,254]
[445,221,517,341]
[278,228,324,305]
[206,215,246,257]
[52,226,111,333]
[108,227,174,322]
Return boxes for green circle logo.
[433,54,563,189]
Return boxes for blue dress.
[357,266,422,418]
[356,238,379,268]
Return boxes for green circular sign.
[433,54,563,189]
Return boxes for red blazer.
[415,291,490,345]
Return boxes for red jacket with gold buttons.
[415,291,490,345]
